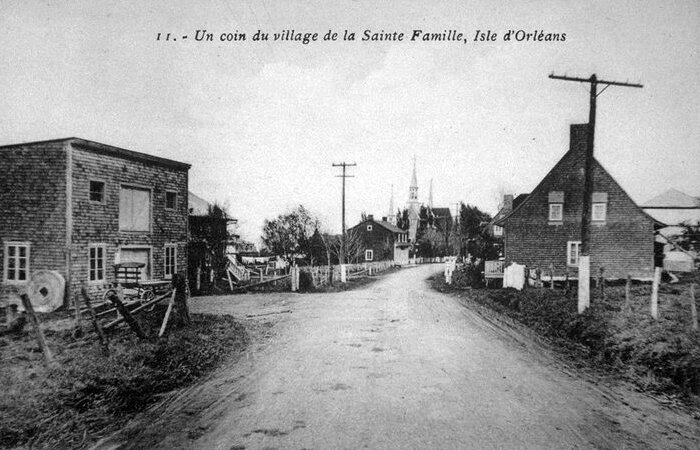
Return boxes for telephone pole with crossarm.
[549,73,643,313]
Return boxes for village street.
[102,264,700,450]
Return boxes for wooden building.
[494,124,663,279]
[0,138,190,307]
[348,216,410,265]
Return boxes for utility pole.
[549,73,643,313]
[332,162,356,265]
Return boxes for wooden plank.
[103,290,173,330]
[107,292,147,338]
[81,288,109,355]
[158,290,177,337]
[20,293,54,365]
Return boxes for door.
[119,248,151,281]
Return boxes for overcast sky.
[1,0,698,243]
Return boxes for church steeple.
[428,178,434,210]
[409,155,418,201]
[387,184,396,224]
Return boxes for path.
[100,264,700,450]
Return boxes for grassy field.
[432,270,700,401]
[0,307,248,449]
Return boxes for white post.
[340,264,347,283]
[577,255,590,314]
[650,267,661,320]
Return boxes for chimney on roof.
[503,194,514,212]
[381,216,387,222]
[367,214,374,221]
[570,123,590,156]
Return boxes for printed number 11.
[156,33,172,41]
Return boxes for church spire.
[387,184,396,224]
[408,155,418,202]
[428,178,434,209]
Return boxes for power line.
[332,162,356,265]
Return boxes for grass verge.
[431,271,700,402]
[0,308,247,449]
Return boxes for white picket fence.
[296,261,395,289]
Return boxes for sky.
[1,0,698,244]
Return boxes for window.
[119,186,151,231]
[567,241,581,267]
[367,225,373,231]
[548,191,564,222]
[493,225,503,236]
[89,245,106,282]
[165,191,177,210]
[4,242,30,283]
[89,180,105,203]
[549,204,563,221]
[365,249,374,261]
[592,203,607,221]
[592,192,608,222]
[164,244,177,279]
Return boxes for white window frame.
[164,244,177,279]
[3,241,30,284]
[367,224,373,231]
[493,225,503,236]
[119,185,152,232]
[592,203,607,222]
[365,249,374,261]
[549,203,563,221]
[567,241,581,267]
[88,244,107,283]
[165,191,178,210]
[89,179,106,203]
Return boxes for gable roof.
[188,192,212,216]
[642,188,700,209]
[430,207,452,218]
[494,139,664,228]
[349,218,406,234]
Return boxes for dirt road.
[102,264,700,449]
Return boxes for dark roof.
[431,207,452,218]
[0,137,191,171]
[513,194,529,209]
[494,155,664,228]
[349,218,406,234]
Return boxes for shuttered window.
[119,186,151,231]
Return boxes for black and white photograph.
[1,1,699,448]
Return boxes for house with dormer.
[494,124,663,279]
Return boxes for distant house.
[494,124,664,280]
[429,207,454,237]
[487,194,529,239]
[0,138,190,307]
[642,189,700,272]
[348,215,410,265]
[187,192,238,290]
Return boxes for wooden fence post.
[625,274,631,312]
[72,288,83,338]
[650,267,661,320]
[690,283,698,332]
[549,264,555,290]
[107,292,147,339]
[81,288,109,355]
[20,294,54,365]
[173,273,191,326]
[158,289,177,337]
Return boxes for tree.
[457,202,498,261]
[261,205,318,263]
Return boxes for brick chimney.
[570,123,590,155]
[503,194,514,212]
[367,214,374,221]
[381,216,387,222]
